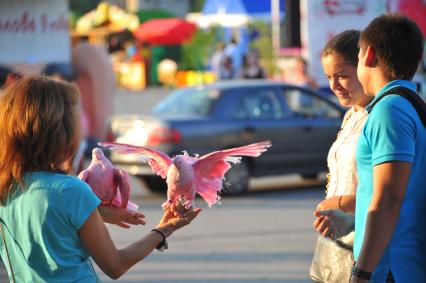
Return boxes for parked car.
[105,80,344,194]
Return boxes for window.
[152,88,218,116]
[282,88,341,118]
[235,88,287,119]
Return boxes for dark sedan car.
[106,80,344,194]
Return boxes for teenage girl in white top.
[310,29,373,283]
[315,30,373,214]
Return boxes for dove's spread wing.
[194,140,272,176]
[99,142,172,179]
[193,140,272,206]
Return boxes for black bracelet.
[350,264,372,280]
[151,229,168,251]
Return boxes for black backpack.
[368,86,426,127]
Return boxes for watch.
[151,229,168,252]
[351,265,372,280]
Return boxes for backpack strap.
[367,86,426,127]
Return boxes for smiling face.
[322,52,369,109]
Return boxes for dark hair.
[42,63,77,82]
[0,65,12,87]
[359,13,424,80]
[322,30,360,67]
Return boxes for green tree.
[69,0,100,15]
[189,0,206,12]
[179,27,218,71]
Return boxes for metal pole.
[271,0,281,58]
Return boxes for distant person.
[243,50,266,79]
[132,41,151,86]
[286,56,318,90]
[219,56,235,80]
[107,34,124,54]
[224,37,243,78]
[283,57,318,108]
[310,29,372,283]
[314,13,426,282]
[210,41,225,79]
[0,77,201,282]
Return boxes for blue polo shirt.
[355,80,426,281]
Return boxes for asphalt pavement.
[95,187,324,283]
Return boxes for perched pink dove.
[98,141,272,209]
[78,148,139,211]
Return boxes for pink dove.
[98,141,272,209]
[78,148,139,211]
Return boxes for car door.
[279,86,343,172]
[228,86,306,175]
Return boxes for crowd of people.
[0,13,425,283]
[210,37,267,80]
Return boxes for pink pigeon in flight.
[78,148,139,211]
[98,141,272,210]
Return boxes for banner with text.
[0,0,70,64]
[300,0,388,87]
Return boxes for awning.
[196,0,252,27]
[186,12,251,28]
[133,18,197,45]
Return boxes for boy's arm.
[355,161,411,272]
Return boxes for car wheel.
[138,176,167,193]
[301,173,319,180]
[223,159,250,195]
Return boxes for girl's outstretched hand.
[155,203,202,237]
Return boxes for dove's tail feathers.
[126,201,139,211]
[225,140,272,157]
[112,190,127,209]
[112,196,139,211]
[195,177,224,207]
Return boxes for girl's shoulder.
[25,172,89,195]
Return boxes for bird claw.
[178,195,186,206]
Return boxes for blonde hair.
[0,77,81,204]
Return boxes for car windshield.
[152,87,219,116]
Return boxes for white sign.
[0,0,70,64]
[300,0,389,87]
